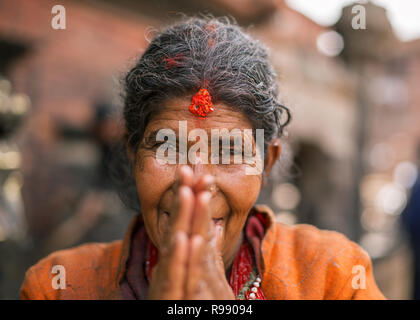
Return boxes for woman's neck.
[224,231,244,277]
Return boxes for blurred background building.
[0,0,419,299]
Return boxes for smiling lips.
[162,210,225,225]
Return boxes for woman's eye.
[150,141,164,149]
[220,147,243,157]
[152,140,176,149]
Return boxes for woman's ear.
[262,139,282,186]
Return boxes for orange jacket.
[20,205,386,299]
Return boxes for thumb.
[214,225,223,253]
[214,225,225,272]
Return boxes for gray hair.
[115,15,291,211]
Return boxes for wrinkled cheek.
[135,154,175,204]
[134,153,176,248]
[216,167,262,260]
[223,218,244,249]
[216,165,262,212]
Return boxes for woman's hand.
[147,165,235,300]
[146,166,194,299]
[185,189,235,300]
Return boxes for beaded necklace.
[229,242,265,300]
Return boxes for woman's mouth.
[161,209,225,226]
[212,217,224,226]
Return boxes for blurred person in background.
[401,144,420,300]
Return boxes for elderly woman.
[21,17,385,300]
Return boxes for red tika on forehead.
[188,88,214,118]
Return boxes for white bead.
[249,292,256,299]
[256,277,261,283]
[251,287,258,293]
[253,282,260,288]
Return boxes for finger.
[179,165,194,187]
[214,225,224,255]
[213,225,226,275]
[165,166,194,237]
[170,185,194,235]
[191,191,212,240]
[169,166,194,211]
[149,231,188,300]
[166,231,188,299]
[194,174,215,194]
[186,234,205,299]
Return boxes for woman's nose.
[192,155,204,176]
[188,157,218,196]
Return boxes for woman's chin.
[212,217,224,227]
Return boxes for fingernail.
[180,185,193,197]
[192,234,203,247]
[174,231,183,241]
[202,191,211,203]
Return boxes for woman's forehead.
[145,96,253,133]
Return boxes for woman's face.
[130,96,278,267]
